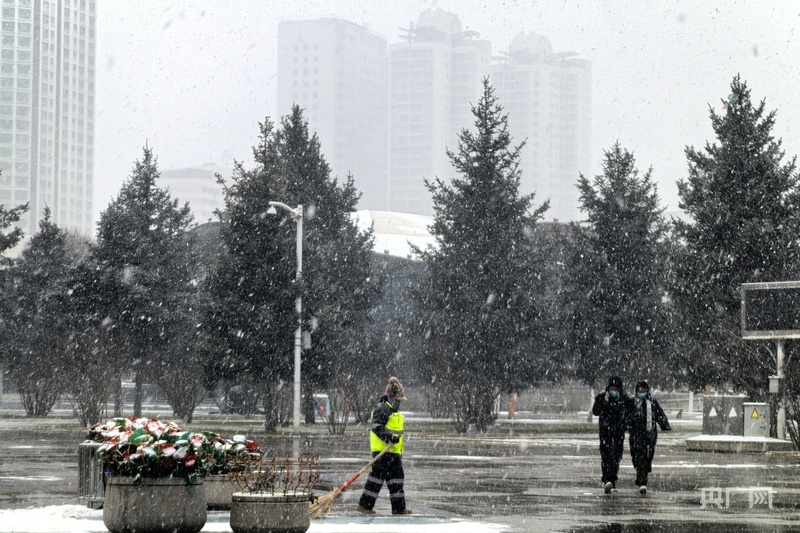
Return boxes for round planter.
[103,475,207,533]
[203,474,237,510]
[229,492,311,533]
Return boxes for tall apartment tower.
[277,18,388,211]
[388,9,491,215]
[0,0,96,237]
[159,164,226,226]
[493,32,591,222]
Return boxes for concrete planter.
[230,492,311,533]
[103,475,207,533]
[204,474,237,510]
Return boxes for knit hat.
[635,380,649,393]
[607,375,623,391]
[385,377,407,401]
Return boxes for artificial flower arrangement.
[206,433,263,476]
[87,417,215,483]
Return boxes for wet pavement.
[387,432,800,532]
[1,412,800,532]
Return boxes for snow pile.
[0,505,509,533]
[0,505,104,533]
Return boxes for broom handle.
[337,441,395,493]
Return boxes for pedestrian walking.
[592,375,628,493]
[356,376,413,515]
[628,380,671,495]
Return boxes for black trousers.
[599,431,624,484]
[630,429,658,474]
[358,452,406,512]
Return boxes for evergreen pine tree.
[206,109,379,432]
[412,79,549,432]
[4,208,75,415]
[274,106,380,430]
[59,252,120,426]
[204,119,301,429]
[153,230,208,423]
[94,147,195,416]
[0,199,28,257]
[0,198,30,376]
[561,144,674,388]
[672,76,800,395]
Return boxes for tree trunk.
[343,385,351,420]
[303,383,315,424]
[133,373,142,418]
[113,378,123,417]
[262,384,279,433]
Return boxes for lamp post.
[267,201,303,429]
[775,340,786,440]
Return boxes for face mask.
[638,392,647,399]
[609,390,619,398]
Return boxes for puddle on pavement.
[571,522,800,532]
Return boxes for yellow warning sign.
[751,408,759,419]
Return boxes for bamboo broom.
[310,442,394,519]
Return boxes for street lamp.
[267,201,303,429]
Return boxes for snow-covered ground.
[0,505,508,533]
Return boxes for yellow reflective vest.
[369,400,404,455]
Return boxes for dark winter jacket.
[627,383,671,473]
[592,378,629,437]
[628,383,671,435]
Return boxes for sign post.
[740,281,800,440]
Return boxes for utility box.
[702,395,746,435]
[743,402,770,438]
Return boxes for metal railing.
[78,441,105,509]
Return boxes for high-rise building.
[159,164,227,226]
[0,0,96,237]
[277,18,388,211]
[493,32,592,222]
[276,12,591,221]
[388,9,491,215]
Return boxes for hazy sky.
[95,0,800,224]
